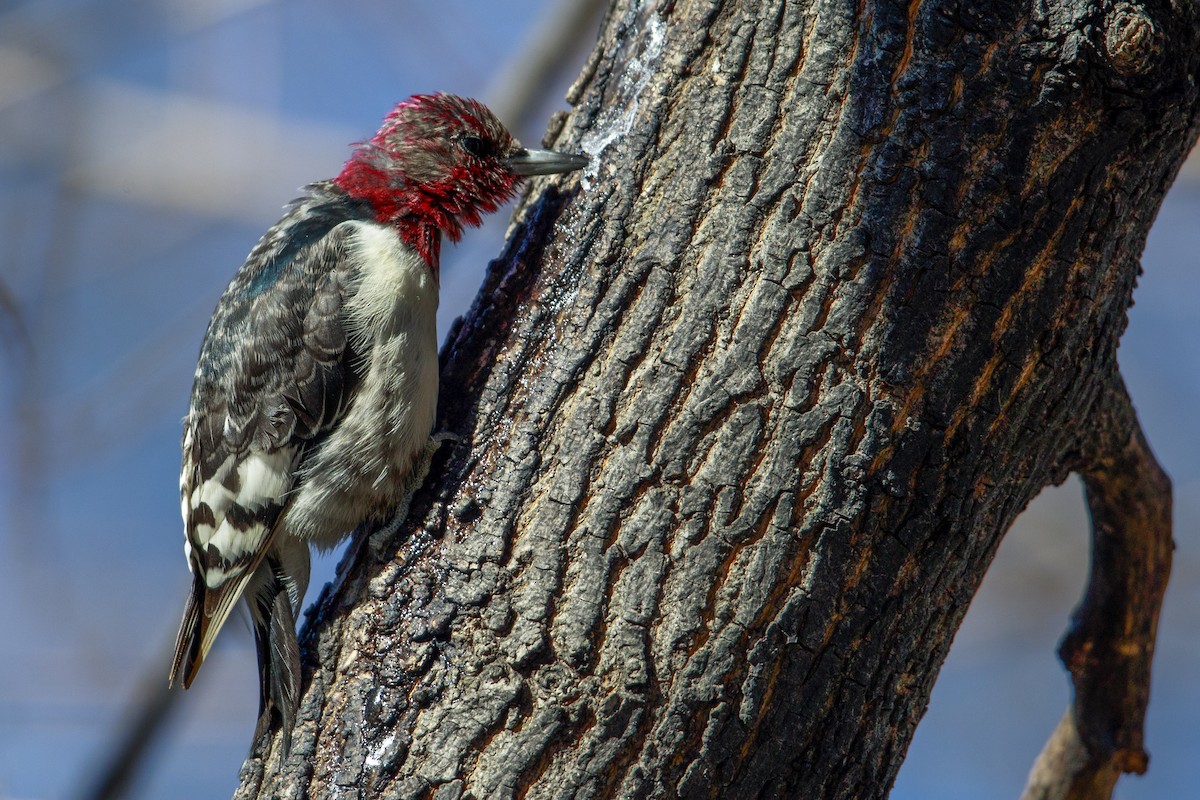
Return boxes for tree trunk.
[234,0,1199,797]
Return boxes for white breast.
[282,220,440,547]
[343,222,439,347]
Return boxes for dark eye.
[460,136,491,158]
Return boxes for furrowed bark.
[235,0,1199,797]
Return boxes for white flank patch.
[180,423,194,523]
[188,449,294,585]
[192,522,216,548]
[235,449,296,510]
[193,455,237,516]
[204,519,268,588]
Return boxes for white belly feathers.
[280,221,440,547]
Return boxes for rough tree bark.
[234,0,1199,797]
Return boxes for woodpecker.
[170,93,586,749]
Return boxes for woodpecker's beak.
[506,147,589,176]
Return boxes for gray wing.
[171,213,364,688]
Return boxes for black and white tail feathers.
[249,542,310,754]
[172,540,309,755]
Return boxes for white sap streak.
[579,14,667,190]
[365,733,396,768]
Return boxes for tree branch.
[1023,374,1173,800]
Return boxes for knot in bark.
[1104,4,1161,76]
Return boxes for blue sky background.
[0,2,1196,798]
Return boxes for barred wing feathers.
[171,201,364,689]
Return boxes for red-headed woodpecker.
[170,93,586,749]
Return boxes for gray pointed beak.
[505,147,589,176]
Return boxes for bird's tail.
[248,539,311,755]
[170,564,263,690]
[169,572,204,688]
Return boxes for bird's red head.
[333,93,586,273]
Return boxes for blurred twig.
[78,643,181,800]
[485,0,607,135]
[0,278,30,362]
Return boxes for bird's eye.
[460,136,490,158]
